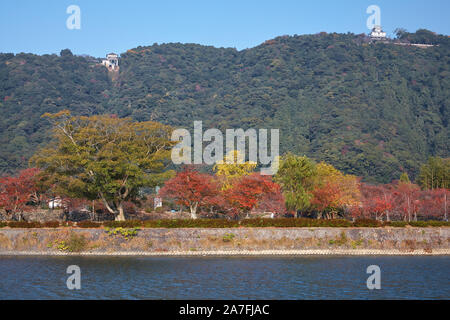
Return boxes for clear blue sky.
[0,0,448,57]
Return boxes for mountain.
[0,30,448,183]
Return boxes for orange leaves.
[224,173,285,216]
[160,167,285,218]
[0,168,41,215]
[310,162,361,213]
[159,166,219,210]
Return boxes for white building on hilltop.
[370,25,387,40]
[102,53,119,70]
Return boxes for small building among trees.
[101,53,119,70]
[370,25,387,40]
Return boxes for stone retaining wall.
[0,227,448,255]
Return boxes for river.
[0,256,448,299]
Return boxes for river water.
[0,256,448,299]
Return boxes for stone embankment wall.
[0,227,448,255]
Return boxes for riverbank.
[0,227,448,256]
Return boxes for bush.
[425,221,450,227]
[223,233,235,242]
[105,227,139,240]
[66,233,87,252]
[42,221,60,228]
[103,220,143,228]
[8,221,41,228]
[143,219,239,228]
[77,221,102,228]
[408,221,449,227]
[0,222,7,228]
[353,219,382,227]
[386,221,408,227]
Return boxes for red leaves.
[0,168,41,215]
[160,168,285,218]
[310,180,342,213]
[160,166,219,210]
[225,173,285,216]
[417,188,449,220]
[359,184,395,220]
[359,182,448,221]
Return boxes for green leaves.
[274,153,317,212]
[31,113,174,219]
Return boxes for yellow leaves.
[213,150,257,190]
[41,109,71,119]
[315,161,361,208]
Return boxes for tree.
[274,153,316,217]
[60,49,73,57]
[394,28,408,39]
[31,111,174,221]
[393,181,421,222]
[399,172,411,184]
[417,157,449,190]
[419,189,449,221]
[160,166,219,219]
[225,173,284,218]
[213,150,257,190]
[311,162,361,219]
[0,168,41,220]
[360,183,395,221]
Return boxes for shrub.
[222,233,235,242]
[0,222,7,228]
[8,221,41,228]
[353,219,382,227]
[103,220,143,228]
[386,221,408,227]
[66,233,88,252]
[423,221,450,227]
[105,227,140,240]
[61,221,75,227]
[42,221,60,228]
[143,219,239,228]
[77,221,102,228]
[408,221,449,227]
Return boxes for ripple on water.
[0,256,448,299]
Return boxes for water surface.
[0,256,448,299]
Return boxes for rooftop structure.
[370,25,387,40]
[102,53,119,70]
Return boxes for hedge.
[0,218,449,228]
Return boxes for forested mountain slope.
[0,30,448,183]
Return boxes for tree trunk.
[444,193,447,222]
[190,203,198,219]
[115,203,126,221]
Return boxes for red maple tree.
[160,167,219,219]
[418,188,449,221]
[0,168,41,219]
[360,183,395,221]
[225,173,284,217]
[393,182,421,222]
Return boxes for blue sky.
[0,0,448,57]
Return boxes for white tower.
[102,53,119,70]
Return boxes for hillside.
[0,30,448,183]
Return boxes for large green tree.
[31,111,174,220]
[417,157,449,190]
[274,153,317,216]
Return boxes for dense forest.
[0,29,448,183]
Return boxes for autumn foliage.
[160,166,220,219]
[160,167,285,219]
[0,168,41,218]
[224,173,285,217]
